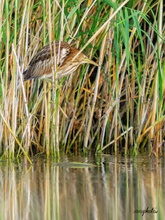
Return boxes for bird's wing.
[56,42,71,66]
[23,42,71,80]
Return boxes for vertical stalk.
[84,35,105,148]
[44,82,50,156]
[4,0,10,150]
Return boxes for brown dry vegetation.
[0,0,164,161]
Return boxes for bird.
[23,41,98,81]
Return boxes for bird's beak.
[84,57,98,66]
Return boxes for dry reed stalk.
[0,0,164,157]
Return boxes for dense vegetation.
[0,0,164,161]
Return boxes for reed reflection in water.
[0,156,164,220]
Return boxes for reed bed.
[0,0,164,160]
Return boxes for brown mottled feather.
[23,41,98,81]
[23,42,71,81]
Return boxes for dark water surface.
[0,155,164,220]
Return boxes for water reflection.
[0,155,164,220]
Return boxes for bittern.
[23,41,98,81]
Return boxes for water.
[0,155,164,220]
